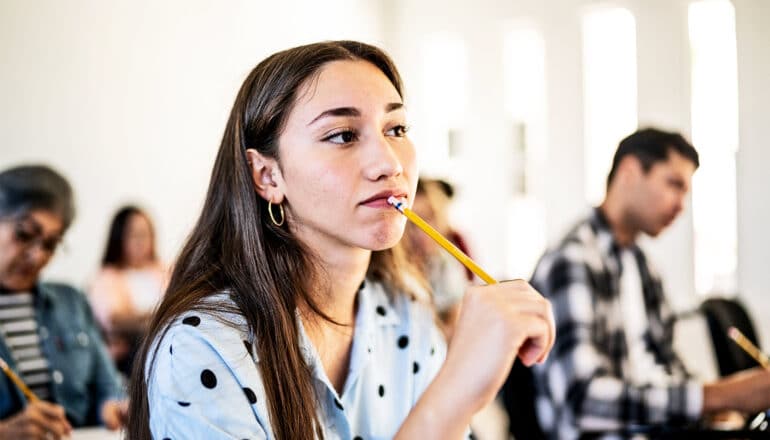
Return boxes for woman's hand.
[441,280,555,414]
[0,400,72,440]
[396,280,555,439]
[100,399,128,430]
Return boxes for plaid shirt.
[531,208,702,440]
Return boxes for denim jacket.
[0,282,124,426]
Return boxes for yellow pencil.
[0,356,38,402]
[388,196,497,285]
[728,326,770,370]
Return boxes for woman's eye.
[324,130,357,144]
[386,125,409,137]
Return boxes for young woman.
[89,206,166,376]
[128,40,555,440]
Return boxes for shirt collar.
[295,278,401,397]
[590,207,639,262]
[33,282,56,308]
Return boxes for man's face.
[627,151,696,237]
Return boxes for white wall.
[0,0,386,288]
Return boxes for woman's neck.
[299,246,370,395]
[304,248,370,326]
[122,259,156,270]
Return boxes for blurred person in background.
[530,128,770,439]
[89,205,166,377]
[404,178,472,339]
[0,164,126,439]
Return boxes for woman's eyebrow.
[308,107,360,126]
[307,102,404,126]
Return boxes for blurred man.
[531,128,770,439]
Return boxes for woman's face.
[0,210,64,291]
[123,212,154,267]
[263,60,417,254]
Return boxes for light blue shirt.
[146,279,448,439]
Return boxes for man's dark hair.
[607,127,699,188]
[0,164,75,230]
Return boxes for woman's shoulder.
[145,293,269,438]
[147,293,260,394]
[153,292,254,358]
[38,282,89,308]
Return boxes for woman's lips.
[361,197,399,208]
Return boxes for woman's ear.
[245,149,285,204]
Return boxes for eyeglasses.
[11,220,63,254]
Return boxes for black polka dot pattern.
[155,279,448,437]
[201,369,217,389]
[243,387,257,404]
[358,280,366,291]
[182,316,200,326]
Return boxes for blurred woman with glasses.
[0,165,126,439]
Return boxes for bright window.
[689,0,739,295]
[419,33,468,175]
[503,25,548,278]
[582,7,638,205]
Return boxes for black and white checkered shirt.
[531,208,702,440]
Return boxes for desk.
[71,427,123,440]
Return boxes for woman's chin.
[1,276,36,292]
[363,224,405,251]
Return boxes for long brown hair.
[127,41,417,440]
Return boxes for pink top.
[88,263,168,332]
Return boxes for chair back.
[500,359,547,440]
[700,297,762,376]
